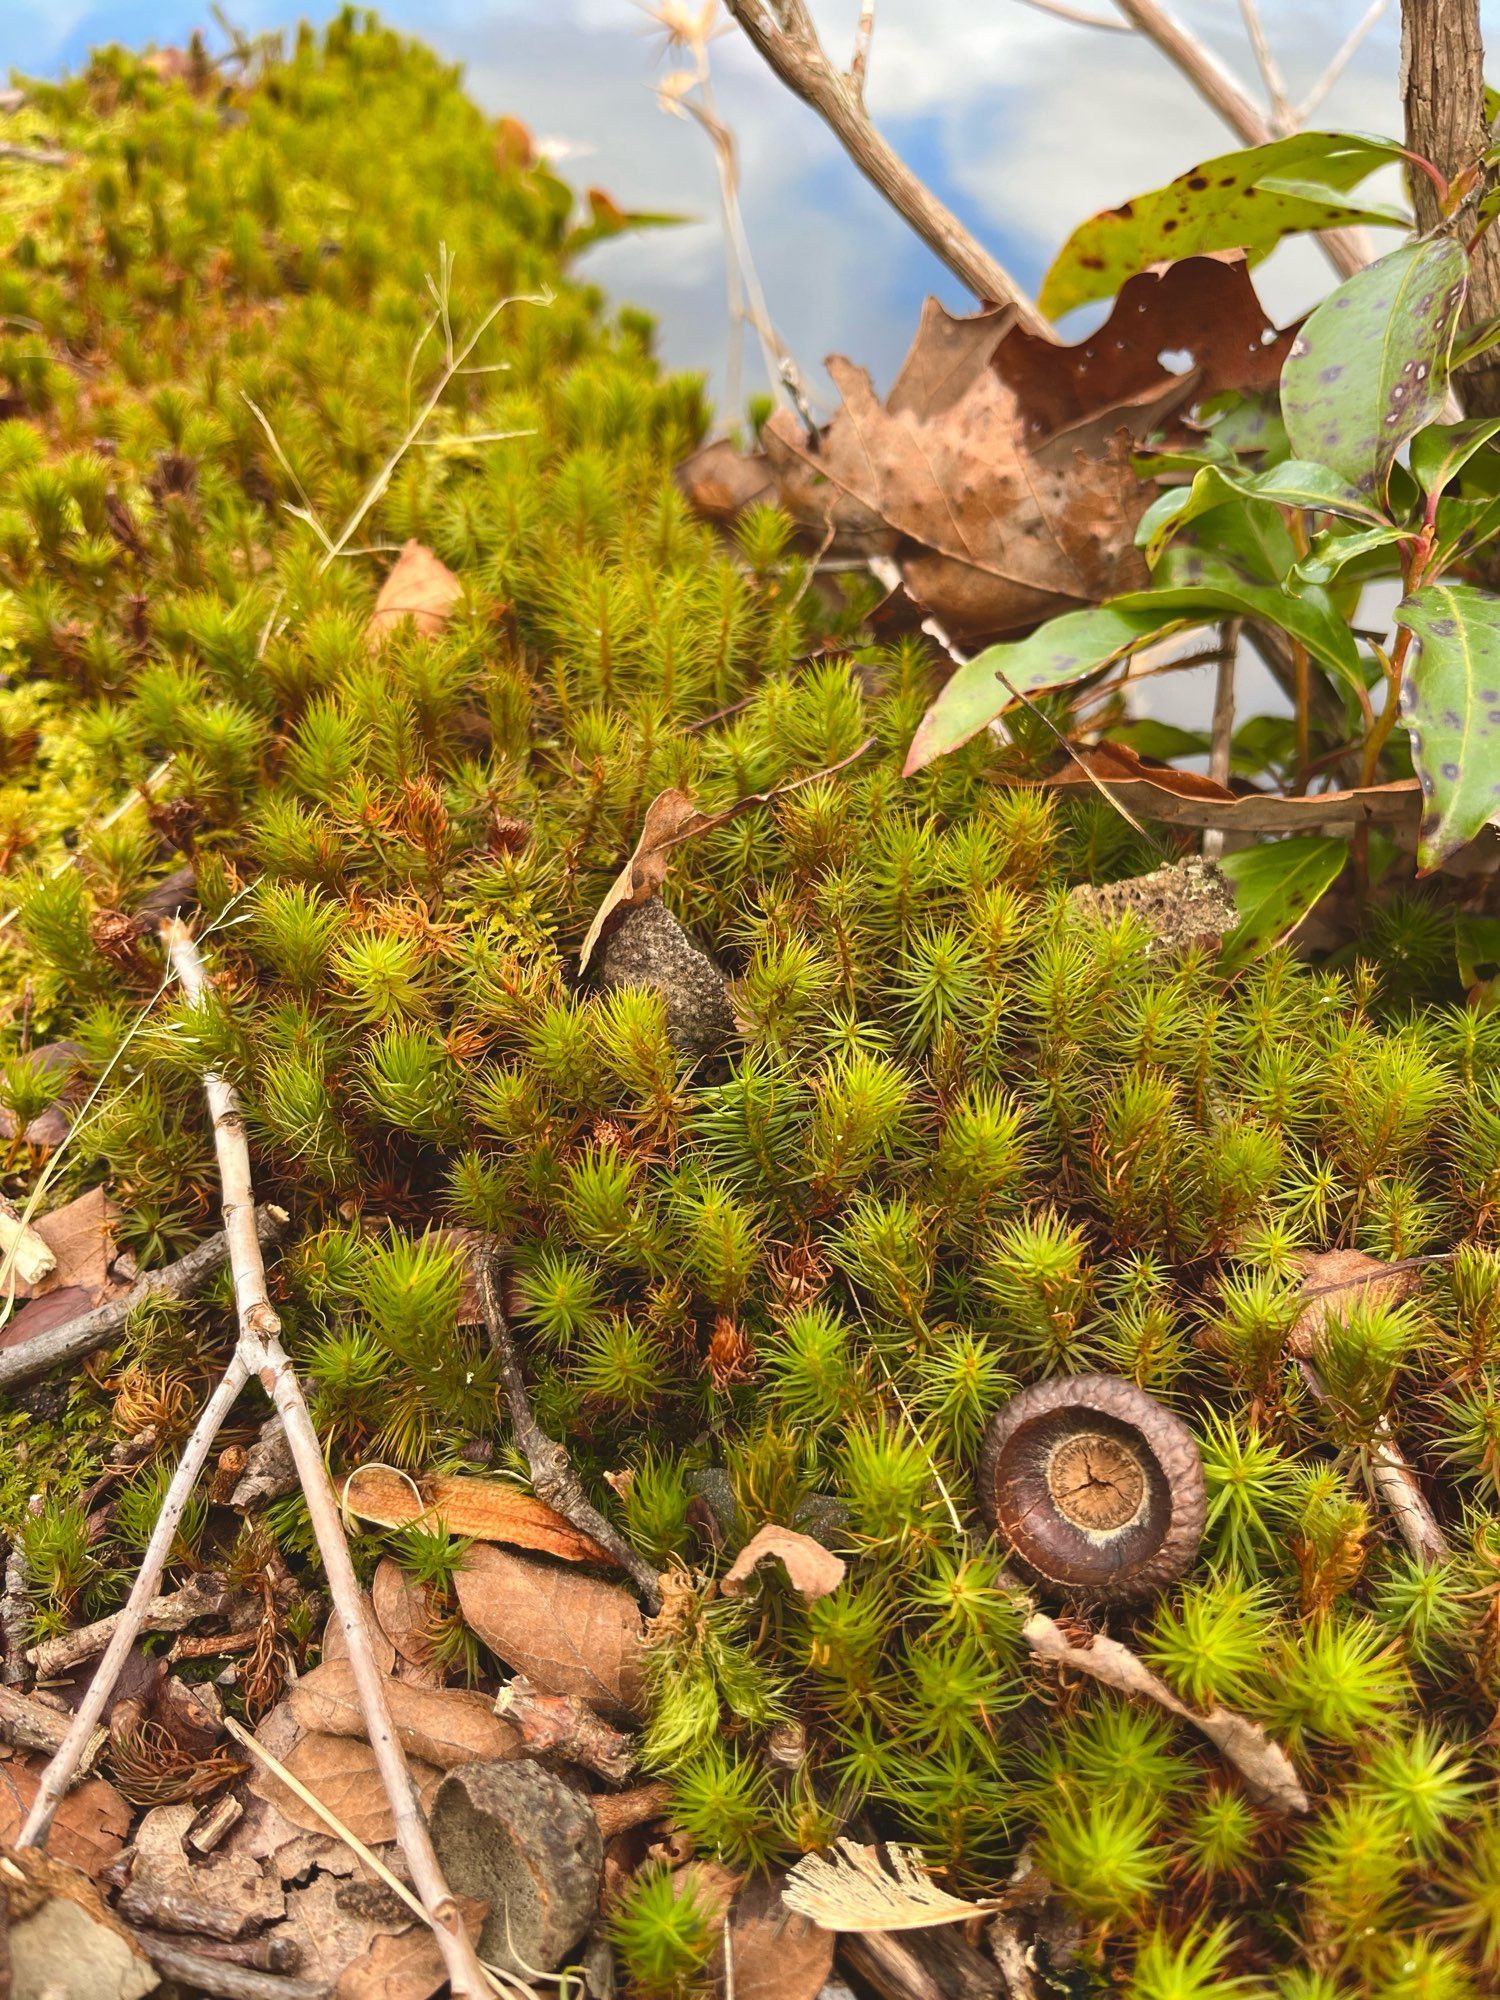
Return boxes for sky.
[5,0,1499,731]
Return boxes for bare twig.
[494,1675,639,1783]
[18,923,492,2000]
[1295,0,1391,124]
[0,142,69,168]
[848,0,876,104]
[29,1574,235,1680]
[0,1505,36,1688]
[722,0,1050,332]
[1369,1424,1452,1567]
[0,1208,288,1393]
[1202,618,1240,863]
[476,1247,663,1612]
[1011,0,1131,28]
[0,1686,102,1764]
[1023,1609,1309,1813]
[1236,0,1293,132]
[1109,0,1373,280]
[127,1930,327,2000]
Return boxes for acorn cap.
[977,1373,1206,1602]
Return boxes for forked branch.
[721,0,1052,333]
[17,920,492,2000]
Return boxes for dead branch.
[0,1206,288,1393]
[1296,0,1391,124]
[128,1929,327,2000]
[1,1505,35,1688]
[16,921,492,2000]
[1022,1608,1309,1814]
[494,1675,639,1783]
[1109,0,1371,280]
[592,1779,675,1841]
[475,1245,664,1611]
[721,0,1051,333]
[1235,0,1292,132]
[0,1686,102,1765]
[848,0,876,105]
[0,143,69,168]
[28,1573,236,1680]
[1012,0,1130,29]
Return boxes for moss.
[0,11,1497,1991]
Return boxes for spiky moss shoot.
[609,1861,718,2000]
[8,14,1500,1989]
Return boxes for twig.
[1109,0,1372,280]
[0,143,69,168]
[0,1505,36,1688]
[127,1930,328,2000]
[29,1574,235,1680]
[1296,0,1391,123]
[1369,1424,1451,1567]
[1235,0,1292,132]
[18,922,493,2000]
[0,1686,102,1764]
[1202,618,1239,864]
[848,0,876,104]
[476,1246,663,1612]
[1011,0,1131,28]
[1022,1610,1310,1813]
[494,1675,639,1783]
[0,1208,288,1393]
[721,0,1050,332]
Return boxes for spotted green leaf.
[903,606,1177,774]
[1219,836,1349,970]
[1394,583,1500,867]
[1137,459,1387,565]
[1290,522,1409,590]
[1041,133,1408,318]
[1282,239,1468,494]
[1409,417,1500,500]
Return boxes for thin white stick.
[158,921,491,1999]
[1295,0,1391,125]
[848,0,876,103]
[1010,0,1131,28]
[17,1353,252,1842]
[1203,617,1239,863]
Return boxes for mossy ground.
[2,14,1500,1997]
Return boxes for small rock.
[591,900,737,1062]
[429,1759,604,1973]
[1066,855,1237,955]
[229,1416,297,1510]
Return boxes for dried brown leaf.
[336,1896,489,2000]
[715,1873,834,2000]
[341,1466,616,1565]
[1043,743,1422,834]
[675,438,778,522]
[247,1730,442,1848]
[275,1871,410,1991]
[116,1800,284,1940]
[454,1545,646,1722]
[1291,1250,1421,1360]
[577,788,703,975]
[364,540,463,649]
[322,1595,397,1677]
[371,1561,443,1685]
[720,1526,845,1602]
[0,1755,131,1878]
[287,1660,519,1770]
[5,1186,120,1304]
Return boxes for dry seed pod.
[978,1373,1205,1602]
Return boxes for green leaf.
[1281,238,1469,493]
[902,606,1177,774]
[1137,459,1388,565]
[1450,316,1500,371]
[1218,835,1349,969]
[1291,522,1410,589]
[1394,582,1500,866]
[1409,418,1500,500]
[1041,133,1408,317]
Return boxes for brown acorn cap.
[977,1373,1206,1603]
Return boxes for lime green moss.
[1,13,1499,1993]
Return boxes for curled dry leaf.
[248,1729,443,1848]
[1042,742,1421,835]
[371,1560,443,1686]
[715,1873,834,2000]
[287,1659,520,1771]
[364,539,462,649]
[454,1545,647,1722]
[577,788,703,975]
[720,1525,846,1602]
[321,1596,397,1677]
[0,1754,132,1878]
[340,1464,615,1566]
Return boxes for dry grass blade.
[781,1839,995,1933]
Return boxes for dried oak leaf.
[4,1185,120,1304]
[715,1873,834,2000]
[336,1895,489,2000]
[762,354,1150,643]
[341,1465,615,1566]
[364,540,463,649]
[322,1594,397,1677]
[721,1526,846,1603]
[247,1730,443,1848]
[371,1560,443,1686]
[275,1872,410,1992]
[1290,1250,1422,1360]
[0,1755,131,1878]
[577,788,704,975]
[674,437,778,522]
[116,1800,284,1940]
[287,1660,520,1771]
[454,1546,646,1722]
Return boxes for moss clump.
[1,12,1500,1993]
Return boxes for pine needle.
[781,1839,997,1932]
